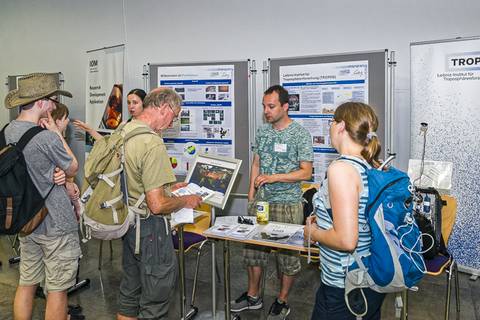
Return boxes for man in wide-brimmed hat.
[4,73,80,320]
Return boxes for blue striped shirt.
[314,155,371,288]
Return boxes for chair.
[171,203,219,307]
[401,195,460,320]
[424,195,460,320]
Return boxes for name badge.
[274,143,287,153]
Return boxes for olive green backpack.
[80,123,154,253]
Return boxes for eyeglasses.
[166,104,180,121]
[327,119,336,126]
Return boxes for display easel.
[185,154,242,320]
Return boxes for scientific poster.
[280,61,369,182]
[411,37,480,270]
[158,65,235,176]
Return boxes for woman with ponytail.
[304,102,385,319]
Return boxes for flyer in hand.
[172,183,215,201]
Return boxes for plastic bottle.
[256,186,269,224]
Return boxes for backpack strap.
[123,126,156,142]
[337,155,369,171]
[0,123,9,148]
[120,125,156,255]
[16,126,45,151]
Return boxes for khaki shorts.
[19,231,81,292]
[243,201,304,276]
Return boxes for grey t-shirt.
[4,120,77,236]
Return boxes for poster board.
[269,50,388,183]
[411,36,480,271]
[149,61,250,195]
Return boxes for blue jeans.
[311,282,385,320]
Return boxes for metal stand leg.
[445,262,454,320]
[191,244,204,307]
[454,261,460,320]
[224,241,231,320]
[196,206,232,320]
[402,290,408,320]
[212,240,218,317]
[179,225,186,319]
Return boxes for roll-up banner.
[411,37,480,271]
[85,45,125,152]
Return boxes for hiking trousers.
[118,216,178,320]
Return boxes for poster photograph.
[185,154,242,209]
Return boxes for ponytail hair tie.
[366,131,377,142]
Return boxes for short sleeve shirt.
[253,121,313,203]
[4,120,76,236]
[123,120,176,207]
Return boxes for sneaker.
[267,298,290,320]
[230,291,263,312]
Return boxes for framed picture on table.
[185,153,242,209]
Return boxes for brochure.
[286,229,306,246]
[172,182,215,201]
[206,221,256,240]
[228,224,256,239]
[207,224,238,237]
[251,223,302,244]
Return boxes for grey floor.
[1,235,479,320]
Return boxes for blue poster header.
[290,114,334,119]
[182,101,231,107]
[160,79,232,85]
[283,80,365,86]
[313,147,337,153]
[164,138,232,145]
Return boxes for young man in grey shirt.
[4,73,80,320]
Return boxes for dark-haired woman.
[73,88,147,140]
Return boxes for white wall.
[1,0,479,173]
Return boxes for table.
[203,221,319,320]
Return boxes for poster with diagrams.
[279,61,369,182]
[158,65,235,176]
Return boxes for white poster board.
[411,37,480,271]
[279,60,369,182]
[157,65,235,177]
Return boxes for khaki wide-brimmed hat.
[5,73,72,109]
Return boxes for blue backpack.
[342,157,426,317]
